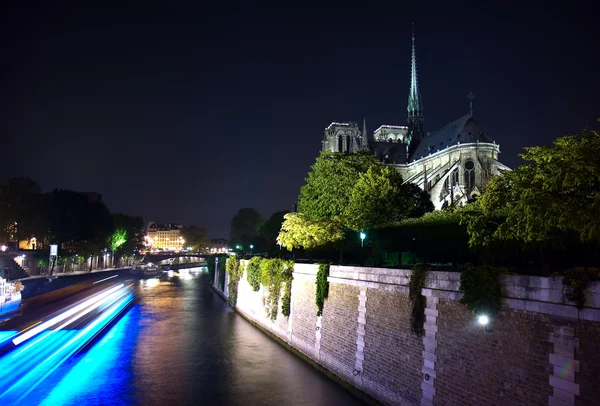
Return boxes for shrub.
[246,256,263,291]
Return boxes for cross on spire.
[467,92,475,117]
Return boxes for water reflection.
[27,268,363,405]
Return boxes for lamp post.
[360,232,366,248]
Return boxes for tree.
[111,213,144,254]
[277,212,345,250]
[180,225,210,252]
[229,208,264,247]
[109,228,128,251]
[0,177,46,244]
[462,125,600,247]
[298,151,380,222]
[345,166,434,231]
[259,210,289,248]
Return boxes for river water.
[26,268,362,405]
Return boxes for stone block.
[422,337,437,348]
[549,375,579,396]
[549,354,579,372]
[424,322,438,333]
[549,396,573,406]
[424,308,438,317]
[422,351,437,362]
[553,388,575,403]
[553,365,575,382]
[423,359,435,370]
[421,381,435,395]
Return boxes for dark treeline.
[0,177,144,259]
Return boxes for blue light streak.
[0,285,134,405]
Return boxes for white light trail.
[93,275,118,284]
[12,284,124,346]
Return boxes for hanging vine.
[281,260,294,317]
[217,255,227,291]
[409,263,429,336]
[459,265,502,317]
[226,256,244,307]
[562,267,600,309]
[246,256,263,292]
[261,258,285,320]
[316,263,330,317]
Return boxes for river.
[25,268,363,405]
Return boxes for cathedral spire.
[407,23,424,156]
[361,118,368,150]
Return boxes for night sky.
[1,2,598,238]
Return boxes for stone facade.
[320,33,510,209]
[220,262,600,405]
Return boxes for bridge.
[142,254,210,268]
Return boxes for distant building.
[321,30,510,209]
[146,222,184,251]
[210,238,229,253]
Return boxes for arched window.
[464,160,475,190]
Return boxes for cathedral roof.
[410,115,495,160]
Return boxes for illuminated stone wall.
[222,263,600,406]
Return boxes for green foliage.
[180,225,210,252]
[260,258,286,320]
[345,166,434,231]
[376,209,471,265]
[217,255,227,291]
[36,257,49,268]
[562,267,600,309]
[109,228,127,251]
[206,255,216,283]
[229,208,264,247]
[246,256,263,291]
[226,256,244,307]
[281,260,294,317]
[298,151,379,222]
[409,264,429,336]
[259,211,289,247]
[277,212,345,250]
[111,213,144,254]
[459,265,502,317]
[316,263,330,316]
[461,126,600,248]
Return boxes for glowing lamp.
[478,315,489,326]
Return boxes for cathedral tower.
[407,24,424,157]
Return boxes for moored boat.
[0,277,22,318]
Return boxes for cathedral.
[321,31,510,209]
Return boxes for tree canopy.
[229,208,264,247]
[345,166,434,231]
[277,212,345,250]
[298,151,380,222]
[461,125,600,247]
[180,225,210,252]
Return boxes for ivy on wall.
[459,265,502,317]
[206,255,216,284]
[409,263,429,336]
[562,267,600,309]
[316,263,330,317]
[261,258,286,320]
[217,256,227,291]
[226,256,244,307]
[246,256,263,292]
[281,260,294,317]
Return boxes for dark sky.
[1,2,598,238]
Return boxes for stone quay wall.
[213,263,600,406]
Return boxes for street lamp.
[360,232,366,248]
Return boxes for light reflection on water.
[27,268,363,405]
